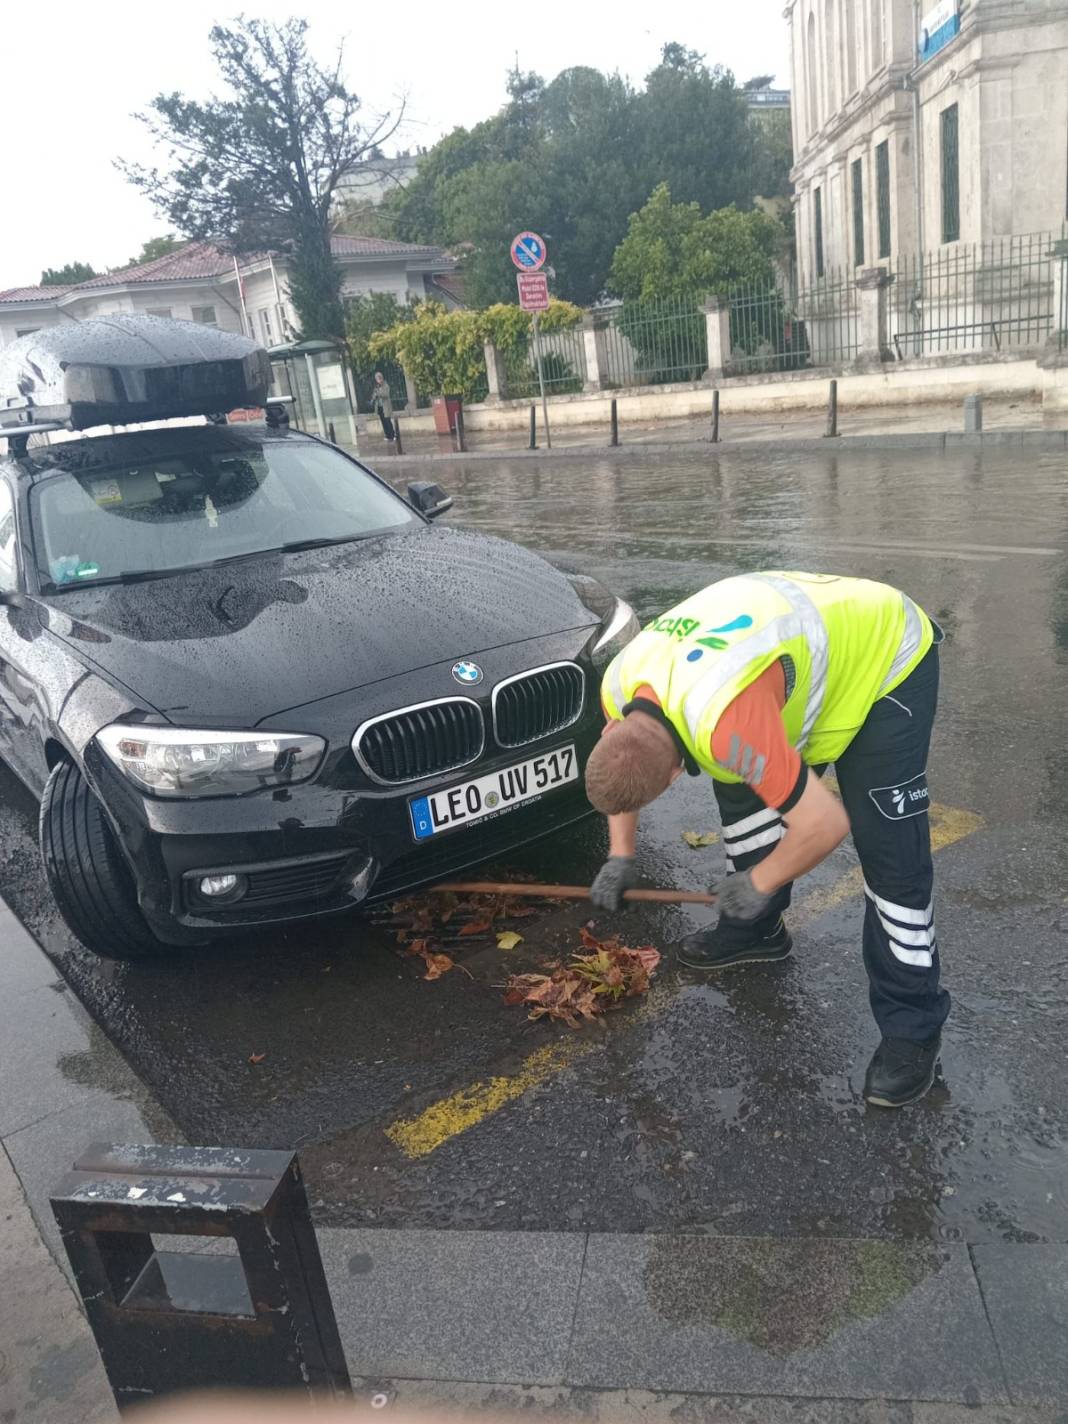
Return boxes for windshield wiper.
[273,534,366,553]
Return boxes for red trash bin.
[432,394,463,434]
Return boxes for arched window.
[824,0,838,116]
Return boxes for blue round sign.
[510,231,547,272]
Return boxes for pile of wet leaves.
[503,928,661,1029]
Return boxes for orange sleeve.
[711,662,802,809]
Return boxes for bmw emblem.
[452,660,483,686]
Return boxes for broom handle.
[430,880,717,906]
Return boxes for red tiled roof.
[0,284,76,304]
[330,235,446,258]
[76,240,235,288]
[2,236,451,305]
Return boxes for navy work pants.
[713,647,950,1042]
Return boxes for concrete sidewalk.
[3,895,1067,1420]
[355,395,1063,465]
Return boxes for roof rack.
[0,421,66,458]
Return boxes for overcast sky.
[0,0,790,289]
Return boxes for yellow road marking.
[385,1041,580,1159]
[384,800,985,1160]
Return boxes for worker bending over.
[585,571,948,1108]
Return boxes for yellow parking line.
[385,1041,581,1159]
[384,800,985,1160]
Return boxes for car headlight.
[96,725,325,798]
[590,597,640,666]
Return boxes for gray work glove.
[712,868,773,923]
[590,856,639,912]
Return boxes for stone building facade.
[786,0,1068,286]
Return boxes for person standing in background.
[371,371,395,442]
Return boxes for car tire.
[40,760,166,961]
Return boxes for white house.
[0,235,458,350]
[786,0,1068,285]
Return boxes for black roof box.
[0,316,271,432]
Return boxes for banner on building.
[919,0,960,61]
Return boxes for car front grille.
[493,663,585,748]
[354,698,484,785]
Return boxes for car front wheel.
[40,760,167,961]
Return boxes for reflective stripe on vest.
[681,574,829,754]
[880,594,925,693]
[750,573,829,748]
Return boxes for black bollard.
[825,380,839,438]
[51,1144,351,1410]
[711,389,720,444]
[610,398,619,447]
[327,421,337,445]
[455,407,467,452]
[529,403,537,450]
[393,416,403,455]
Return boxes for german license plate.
[409,744,578,841]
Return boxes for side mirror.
[407,481,454,519]
[0,590,25,609]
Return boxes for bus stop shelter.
[266,339,359,448]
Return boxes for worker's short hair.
[584,714,679,815]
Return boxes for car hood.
[40,525,601,727]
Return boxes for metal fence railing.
[598,296,708,388]
[725,267,859,374]
[889,231,1057,359]
[501,323,587,399]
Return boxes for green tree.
[126,234,184,267]
[369,302,488,402]
[749,109,794,200]
[608,184,785,382]
[609,184,781,301]
[39,262,96,287]
[120,18,399,340]
[635,46,755,217]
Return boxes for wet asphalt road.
[2,442,1067,1245]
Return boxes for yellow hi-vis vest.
[601,572,934,783]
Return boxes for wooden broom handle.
[430,880,717,906]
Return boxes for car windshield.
[30,436,419,589]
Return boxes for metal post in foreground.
[327,421,337,445]
[825,379,839,438]
[393,416,403,455]
[51,1145,351,1410]
[610,398,619,447]
[455,407,467,453]
[531,312,552,449]
[529,403,537,450]
[963,393,983,434]
[711,389,720,443]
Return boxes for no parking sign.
[510,232,547,272]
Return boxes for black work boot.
[863,1035,941,1108]
[676,917,793,970]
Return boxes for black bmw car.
[0,318,637,959]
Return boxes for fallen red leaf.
[459,917,493,937]
[422,952,456,981]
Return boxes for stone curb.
[372,427,1068,470]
